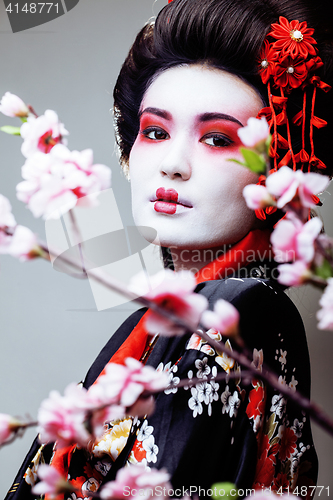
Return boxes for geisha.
[7,0,333,497]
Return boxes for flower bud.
[237,117,270,153]
[0,92,29,118]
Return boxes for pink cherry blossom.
[271,215,322,263]
[317,278,333,330]
[7,225,39,261]
[88,357,169,410]
[32,464,73,499]
[16,144,111,219]
[201,299,240,337]
[20,109,69,157]
[86,358,168,438]
[0,196,40,260]
[130,269,208,335]
[39,380,127,444]
[37,383,91,448]
[100,464,171,499]
[52,144,112,205]
[277,261,312,287]
[0,413,22,445]
[265,166,329,209]
[237,117,270,150]
[0,92,29,118]
[0,194,16,228]
[242,184,275,210]
[16,151,54,207]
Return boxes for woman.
[7,0,333,497]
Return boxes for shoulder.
[196,277,308,374]
[196,276,299,318]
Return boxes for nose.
[159,137,192,181]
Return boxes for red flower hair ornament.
[268,17,317,59]
[274,55,308,89]
[259,40,279,84]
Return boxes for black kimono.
[6,272,318,499]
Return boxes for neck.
[169,245,230,273]
[166,229,274,281]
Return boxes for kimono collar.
[195,229,273,284]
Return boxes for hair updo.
[113,0,333,177]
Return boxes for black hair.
[113,0,333,176]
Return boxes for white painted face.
[129,65,263,251]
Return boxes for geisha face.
[129,65,263,267]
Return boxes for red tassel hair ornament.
[257,16,331,218]
[258,16,331,173]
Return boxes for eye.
[141,127,169,141]
[200,133,233,148]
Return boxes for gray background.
[0,0,332,497]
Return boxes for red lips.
[154,188,179,214]
[156,188,179,202]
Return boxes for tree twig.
[21,238,333,437]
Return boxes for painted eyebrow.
[139,107,172,121]
[198,112,243,127]
[139,108,244,127]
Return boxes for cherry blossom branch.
[35,239,333,437]
[0,419,37,449]
[68,209,88,277]
[198,329,333,436]
[87,369,254,417]
[167,369,252,391]
[0,370,252,452]
[38,239,187,318]
[27,104,38,118]
[2,215,333,436]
